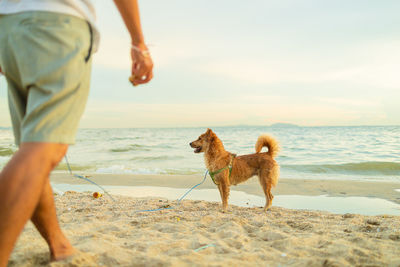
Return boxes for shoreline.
[50,172,400,205]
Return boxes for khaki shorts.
[0,11,93,146]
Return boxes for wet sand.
[50,172,400,204]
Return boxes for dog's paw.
[263,207,272,214]
[220,207,229,213]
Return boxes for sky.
[1,0,400,128]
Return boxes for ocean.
[1,125,400,182]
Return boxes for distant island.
[270,123,299,128]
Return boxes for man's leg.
[0,142,70,267]
[31,179,74,261]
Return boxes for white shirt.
[0,0,99,52]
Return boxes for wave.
[109,137,142,141]
[283,161,400,176]
[110,144,150,152]
[51,161,400,177]
[0,147,15,157]
[110,144,175,153]
[55,163,95,171]
[130,155,184,162]
[95,165,202,175]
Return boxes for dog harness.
[208,154,236,185]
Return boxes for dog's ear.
[206,129,216,142]
[209,134,216,143]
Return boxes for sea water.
[1,125,400,182]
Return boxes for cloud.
[197,40,400,89]
[79,97,390,128]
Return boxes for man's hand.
[129,43,153,86]
[113,0,153,87]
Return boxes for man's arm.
[113,0,153,86]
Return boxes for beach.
[8,173,400,266]
[3,126,400,266]
[1,1,400,264]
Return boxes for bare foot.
[50,244,77,262]
[49,251,97,266]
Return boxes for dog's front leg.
[217,176,230,212]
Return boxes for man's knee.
[19,143,68,169]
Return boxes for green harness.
[208,154,236,185]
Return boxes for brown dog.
[190,129,280,212]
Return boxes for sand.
[8,173,400,266]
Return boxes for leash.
[134,170,209,213]
[63,154,209,213]
[61,160,215,251]
[64,155,115,201]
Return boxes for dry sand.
[9,193,400,266]
[7,173,400,266]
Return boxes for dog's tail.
[255,135,279,158]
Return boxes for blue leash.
[134,170,209,213]
[64,155,115,201]
[194,243,216,252]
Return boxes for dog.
[190,128,279,212]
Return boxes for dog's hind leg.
[217,177,230,212]
[258,170,274,212]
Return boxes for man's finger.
[131,71,152,85]
[132,77,147,85]
[141,70,153,84]
[134,63,150,78]
[129,74,143,86]
[133,64,152,82]
[129,75,136,84]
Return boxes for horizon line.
[1,124,400,130]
